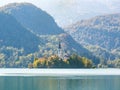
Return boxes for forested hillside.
[0,12,42,54]
[65,13,120,61]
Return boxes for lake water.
[0,75,120,90]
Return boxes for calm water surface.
[0,76,119,90]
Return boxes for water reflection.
[0,76,119,90]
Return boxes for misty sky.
[0,0,120,27]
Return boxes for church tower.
[58,41,63,59]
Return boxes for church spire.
[57,40,69,60]
[58,41,63,59]
[58,41,61,49]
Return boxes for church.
[57,41,69,60]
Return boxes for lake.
[0,69,120,90]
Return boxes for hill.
[65,13,120,60]
[0,3,64,35]
[0,12,42,54]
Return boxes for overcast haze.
[0,0,120,27]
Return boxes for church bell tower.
[58,41,63,59]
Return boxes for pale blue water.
[0,75,119,90]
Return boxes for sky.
[0,0,120,27]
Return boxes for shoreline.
[0,68,119,76]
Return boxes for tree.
[32,54,93,68]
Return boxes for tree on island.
[31,54,93,68]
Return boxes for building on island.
[57,41,69,60]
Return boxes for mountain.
[0,12,42,54]
[0,3,99,59]
[0,3,64,35]
[34,0,120,27]
[65,13,120,60]
[0,3,100,68]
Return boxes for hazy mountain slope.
[0,12,42,54]
[65,13,120,60]
[35,0,120,27]
[0,3,64,35]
